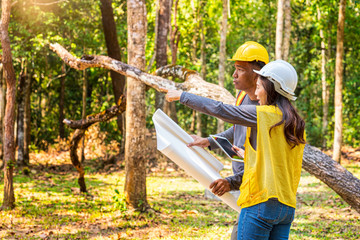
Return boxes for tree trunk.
[164,0,180,122]
[1,0,16,210]
[170,0,180,66]
[282,0,291,61]
[155,0,171,110]
[100,0,126,135]
[23,71,31,165]
[317,7,329,149]
[303,144,360,213]
[0,63,4,165]
[125,0,148,211]
[59,63,66,139]
[217,0,227,135]
[81,69,87,163]
[196,111,202,137]
[333,0,346,163]
[51,45,360,213]
[275,0,284,59]
[16,60,27,166]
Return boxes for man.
[168,41,269,239]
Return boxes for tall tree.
[317,6,330,148]
[282,0,291,61]
[100,0,126,135]
[23,71,31,165]
[275,0,284,59]
[81,69,87,163]
[164,0,180,123]
[124,0,148,211]
[1,0,16,209]
[59,63,66,139]
[155,0,171,110]
[275,0,291,60]
[0,64,4,164]
[16,59,29,166]
[217,0,228,135]
[333,0,346,163]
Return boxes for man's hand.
[187,135,210,148]
[165,89,183,102]
[209,179,231,197]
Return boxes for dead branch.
[49,43,235,104]
[64,96,126,129]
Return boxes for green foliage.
[113,189,127,212]
[5,0,360,149]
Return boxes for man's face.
[232,61,258,91]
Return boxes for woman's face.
[255,77,267,105]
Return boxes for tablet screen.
[211,136,243,161]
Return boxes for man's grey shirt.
[180,92,259,191]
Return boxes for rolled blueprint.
[153,109,241,212]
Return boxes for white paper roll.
[153,109,240,213]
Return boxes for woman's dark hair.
[259,76,306,147]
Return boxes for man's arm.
[180,92,257,126]
[225,168,244,191]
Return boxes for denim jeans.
[237,199,295,240]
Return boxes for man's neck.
[244,89,257,101]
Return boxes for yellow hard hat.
[229,41,269,64]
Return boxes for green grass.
[0,156,359,239]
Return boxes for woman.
[165,59,306,240]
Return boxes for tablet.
[210,135,244,162]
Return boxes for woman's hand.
[165,89,183,102]
[232,145,244,158]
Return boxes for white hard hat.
[253,59,298,101]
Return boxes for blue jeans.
[237,199,295,240]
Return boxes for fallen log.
[50,43,360,213]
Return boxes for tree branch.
[49,43,235,104]
[64,96,126,129]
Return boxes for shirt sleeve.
[207,127,234,150]
[225,168,244,191]
[180,92,257,127]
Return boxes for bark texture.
[217,0,227,135]
[100,0,126,134]
[275,0,284,59]
[125,0,148,211]
[1,0,16,210]
[24,73,31,164]
[317,7,329,148]
[0,64,4,164]
[51,44,360,213]
[282,0,291,61]
[303,144,360,213]
[59,63,66,139]
[154,0,171,110]
[69,129,87,193]
[16,62,29,166]
[333,0,346,163]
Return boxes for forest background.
[1,0,359,152]
[0,0,360,239]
